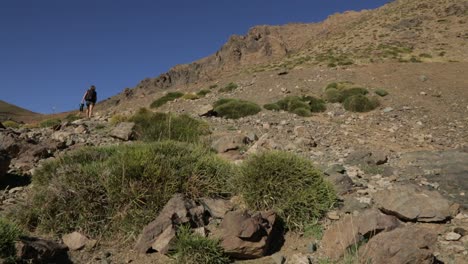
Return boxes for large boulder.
[134,194,205,254]
[110,122,135,141]
[374,184,458,222]
[15,236,71,264]
[359,226,438,264]
[320,209,400,260]
[219,210,279,259]
[395,150,468,208]
[210,132,252,153]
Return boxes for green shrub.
[182,93,200,100]
[325,83,338,90]
[196,89,211,97]
[409,56,422,63]
[109,114,129,125]
[39,118,61,128]
[263,103,281,111]
[171,225,230,264]
[327,62,337,68]
[302,96,327,113]
[150,92,184,108]
[209,84,218,89]
[236,151,337,230]
[341,87,369,99]
[292,107,312,117]
[213,99,261,119]
[18,141,237,238]
[130,109,209,142]
[219,83,238,93]
[65,113,81,122]
[266,95,326,115]
[2,120,20,129]
[419,53,432,58]
[343,95,380,112]
[0,218,21,262]
[325,88,343,103]
[375,89,389,97]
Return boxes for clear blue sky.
[0,0,389,114]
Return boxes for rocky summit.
[1,0,468,263]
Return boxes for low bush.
[292,107,312,117]
[150,92,184,108]
[182,93,200,100]
[236,151,337,230]
[266,95,326,115]
[0,218,21,262]
[130,108,209,142]
[196,89,211,97]
[219,82,238,93]
[263,103,281,111]
[65,113,81,122]
[209,84,218,89]
[171,225,230,264]
[17,141,237,238]
[324,86,368,103]
[324,88,343,103]
[213,99,261,119]
[375,89,389,97]
[109,114,129,125]
[39,118,61,128]
[343,95,380,112]
[2,120,20,129]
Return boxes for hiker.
[81,85,97,118]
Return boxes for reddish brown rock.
[359,226,438,264]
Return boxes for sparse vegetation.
[265,95,326,116]
[65,113,81,122]
[17,141,236,238]
[209,84,218,89]
[235,151,337,230]
[109,114,129,125]
[375,89,389,97]
[150,92,184,108]
[196,89,211,97]
[39,118,61,128]
[419,53,432,58]
[0,218,21,263]
[343,95,380,112]
[213,99,261,119]
[182,93,200,100]
[171,225,230,264]
[219,82,238,93]
[130,108,209,142]
[2,120,20,129]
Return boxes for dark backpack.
[85,89,97,101]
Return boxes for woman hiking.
[81,85,97,118]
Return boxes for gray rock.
[110,122,135,141]
[62,232,88,251]
[210,132,249,153]
[219,210,278,259]
[195,105,214,116]
[16,236,71,264]
[199,198,233,219]
[359,226,437,264]
[374,184,458,222]
[134,194,205,254]
[320,209,400,260]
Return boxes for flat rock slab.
[62,231,88,251]
[374,184,457,222]
[359,226,437,264]
[320,209,400,260]
[395,150,468,207]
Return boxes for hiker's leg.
[86,105,90,118]
[89,104,94,118]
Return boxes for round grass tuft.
[292,107,312,117]
[213,99,261,119]
[343,95,380,112]
[236,151,337,230]
[150,92,184,108]
[0,217,22,262]
[263,103,281,111]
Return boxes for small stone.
[308,243,318,253]
[327,211,340,220]
[445,232,462,241]
[383,107,394,113]
[454,227,466,236]
[62,232,88,251]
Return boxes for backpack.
[85,89,97,101]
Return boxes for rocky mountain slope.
[1,0,468,263]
